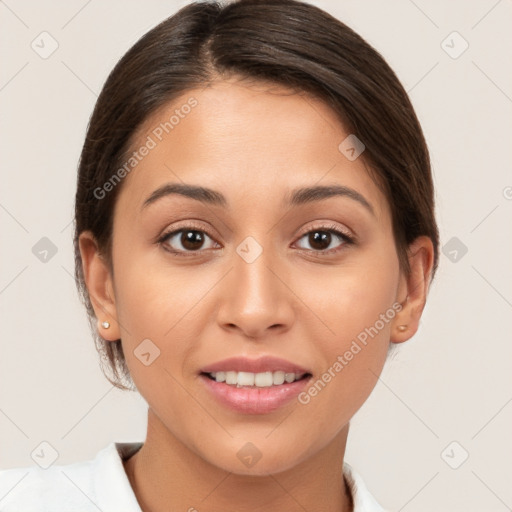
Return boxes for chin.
[202,441,308,477]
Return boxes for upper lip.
[200,356,311,375]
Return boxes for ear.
[390,236,435,343]
[78,231,121,341]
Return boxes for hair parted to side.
[73,0,439,391]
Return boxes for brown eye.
[307,231,332,251]
[180,230,205,251]
[295,226,353,254]
[160,228,218,254]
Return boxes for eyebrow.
[141,182,374,216]
[286,184,374,216]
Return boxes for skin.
[79,77,434,512]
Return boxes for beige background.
[1,0,511,510]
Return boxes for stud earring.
[397,325,407,332]
[101,321,110,329]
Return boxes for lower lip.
[200,374,311,414]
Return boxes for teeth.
[209,370,305,387]
[254,371,273,387]
[238,371,255,386]
[273,371,285,385]
[225,371,237,385]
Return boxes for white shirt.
[0,442,387,511]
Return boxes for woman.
[0,0,438,510]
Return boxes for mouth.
[201,370,312,388]
[198,355,313,414]
[199,370,313,414]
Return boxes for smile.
[204,370,309,388]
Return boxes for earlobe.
[390,236,434,344]
[78,231,121,341]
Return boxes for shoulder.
[0,441,143,512]
[343,462,389,512]
[0,455,96,511]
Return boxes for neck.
[124,408,353,512]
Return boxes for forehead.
[115,79,389,221]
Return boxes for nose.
[216,238,295,339]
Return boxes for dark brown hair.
[74,0,439,391]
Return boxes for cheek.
[112,260,200,415]
[112,235,204,337]
[111,245,219,383]
[295,246,400,418]
[300,242,399,335]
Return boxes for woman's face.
[87,78,416,475]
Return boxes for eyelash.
[156,222,355,258]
